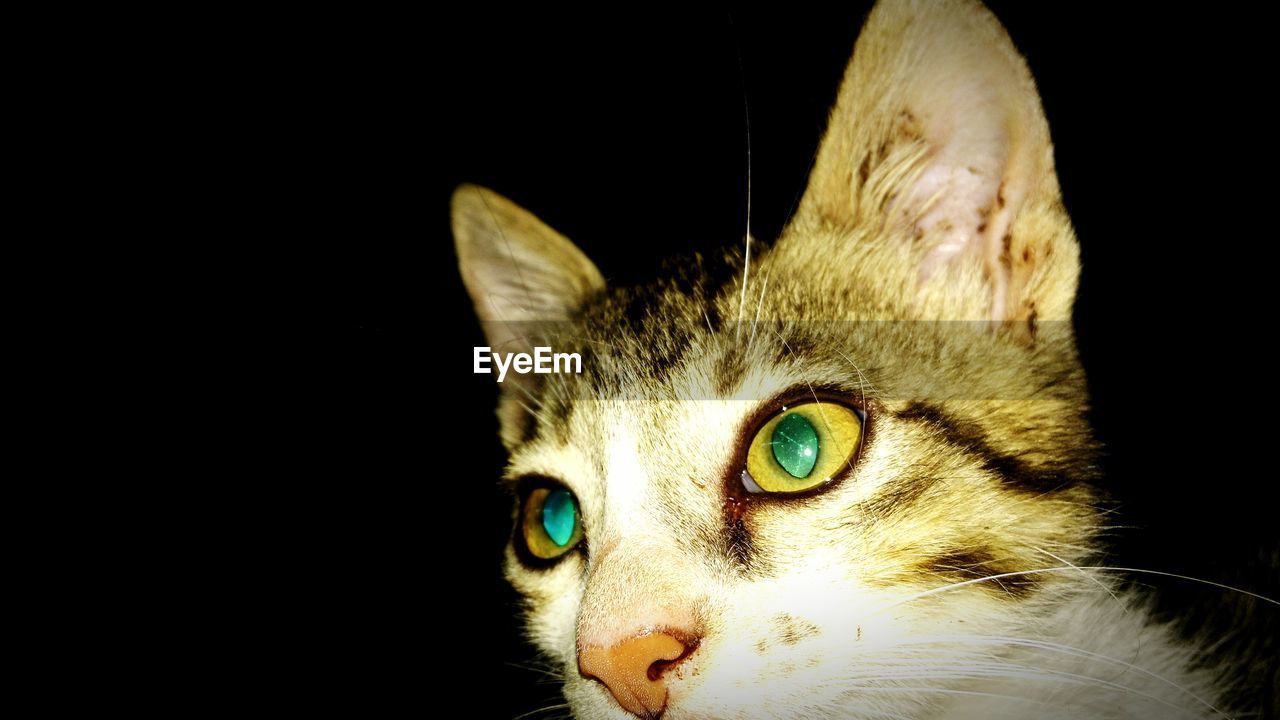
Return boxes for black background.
[282,4,1275,715]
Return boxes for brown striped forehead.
[530,312,1089,443]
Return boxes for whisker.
[504,661,563,682]
[904,667,1208,718]
[747,272,769,349]
[511,703,571,720]
[1029,545,1122,605]
[832,348,875,408]
[877,565,1278,615]
[1021,544,1152,707]
[888,634,1227,718]
[845,677,1205,719]
[865,680,1197,718]
[842,684,1060,705]
[736,235,752,343]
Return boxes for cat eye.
[742,402,864,494]
[521,485,584,560]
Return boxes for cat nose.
[578,630,698,719]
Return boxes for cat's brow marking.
[893,401,1080,494]
[922,549,1040,599]
[858,473,936,518]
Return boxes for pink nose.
[578,630,698,719]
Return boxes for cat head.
[454,1,1100,717]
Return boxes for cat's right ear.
[452,184,605,446]
[778,0,1079,331]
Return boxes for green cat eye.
[522,486,584,560]
[542,488,576,546]
[744,402,863,494]
[771,413,820,478]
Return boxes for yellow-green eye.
[743,402,863,494]
[521,486,584,560]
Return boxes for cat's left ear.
[783,0,1078,328]
[452,184,605,447]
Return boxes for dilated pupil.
[771,413,819,478]
[541,488,577,547]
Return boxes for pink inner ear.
[897,79,1022,320]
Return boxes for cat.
[451,0,1272,718]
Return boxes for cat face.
[454,1,1106,718]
